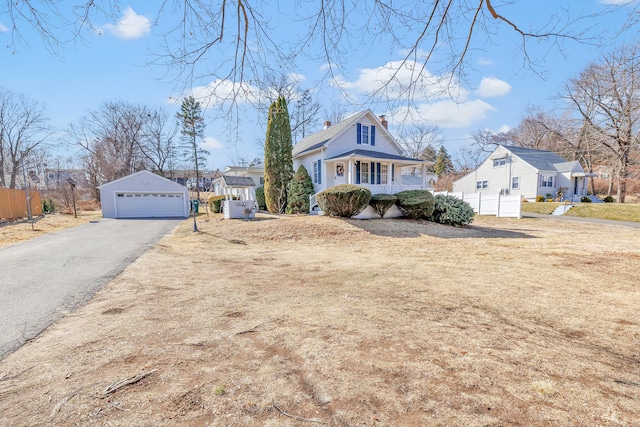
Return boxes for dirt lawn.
[0,214,638,426]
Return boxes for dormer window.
[356,123,376,146]
[493,157,507,167]
[361,125,369,145]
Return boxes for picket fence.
[433,191,522,218]
[0,188,42,220]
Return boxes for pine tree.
[434,146,454,177]
[287,165,315,214]
[263,96,294,213]
[176,96,208,201]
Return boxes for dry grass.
[0,214,639,426]
[0,211,103,249]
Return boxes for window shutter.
[317,160,322,184]
[376,163,381,185]
[370,162,375,184]
[391,164,395,181]
[355,161,361,184]
[356,123,362,145]
[371,125,376,146]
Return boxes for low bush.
[316,184,371,217]
[536,195,546,202]
[255,186,267,210]
[395,190,435,219]
[429,194,475,227]
[603,195,615,203]
[208,195,237,213]
[42,199,55,213]
[581,196,592,203]
[369,193,397,217]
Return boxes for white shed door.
[115,192,185,218]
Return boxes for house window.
[361,125,369,145]
[360,162,369,184]
[476,180,488,189]
[313,162,318,184]
[259,177,264,185]
[540,175,555,187]
[493,158,507,167]
[380,164,388,184]
[512,176,520,190]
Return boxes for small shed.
[98,170,189,218]
[219,175,257,219]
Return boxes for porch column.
[422,164,427,190]
[347,160,353,184]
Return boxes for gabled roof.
[292,110,399,157]
[221,175,256,187]
[503,146,578,172]
[97,170,185,190]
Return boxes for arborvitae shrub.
[286,165,315,214]
[395,190,435,219]
[316,184,371,217]
[369,193,397,217]
[428,194,475,227]
[255,186,267,210]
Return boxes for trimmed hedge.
[369,193,397,217]
[316,184,371,217]
[255,186,267,210]
[581,196,592,203]
[603,195,615,203]
[395,190,435,219]
[429,194,475,227]
[208,195,238,213]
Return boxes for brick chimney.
[323,121,331,129]
[378,115,388,129]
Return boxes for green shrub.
[603,195,615,203]
[369,193,397,217]
[535,195,545,202]
[581,196,592,203]
[395,190,435,219]
[316,184,371,217]
[429,194,475,227]
[286,165,315,214]
[255,186,267,210]
[42,198,55,213]
[208,195,226,213]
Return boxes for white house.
[292,110,431,214]
[212,164,264,198]
[453,145,596,201]
[99,170,190,218]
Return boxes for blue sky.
[1,1,638,171]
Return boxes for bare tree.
[0,88,51,188]
[565,44,640,203]
[397,123,442,174]
[138,107,179,177]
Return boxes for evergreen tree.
[287,165,315,214]
[434,146,454,177]
[176,96,208,201]
[264,96,294,213]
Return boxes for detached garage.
[99,170,190,218]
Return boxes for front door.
[335,162,346,185]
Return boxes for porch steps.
[551,204,575,215]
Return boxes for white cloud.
[102,7,150,39]
[201,136,224,150]
[476,77,511,98]
[333,60,470,102]
[0,22,8,33]
[187,79,262,107]
[391,99,496,129]
[600,0,636,4]
[477,58,493,66]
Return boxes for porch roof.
[571,172,598,178]
[326,149,425,166]
[221,175,256,188]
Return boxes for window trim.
[511,176,520,190]
[493,158,507,168]
[476,180,488,190]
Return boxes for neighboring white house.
[212,164,264,198]
[99,170,190,218]
[292,111,431,215]
[453,145,596,201]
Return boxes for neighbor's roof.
[503,146,580,172]
[221,175,256,187]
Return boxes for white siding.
[323,119,402,159]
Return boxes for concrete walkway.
[521,212,640,228]
[0,218,184,360]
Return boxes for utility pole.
[20,155,34,231]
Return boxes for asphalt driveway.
[0,218,184,360]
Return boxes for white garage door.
[115,192,185,218]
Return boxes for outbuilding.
[98,170,190,218]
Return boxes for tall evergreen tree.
[264,96,294,213]
[176,96,207,201]
[434,146,454,177]
[287,165,315,214]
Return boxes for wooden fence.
[0,188,42,220]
